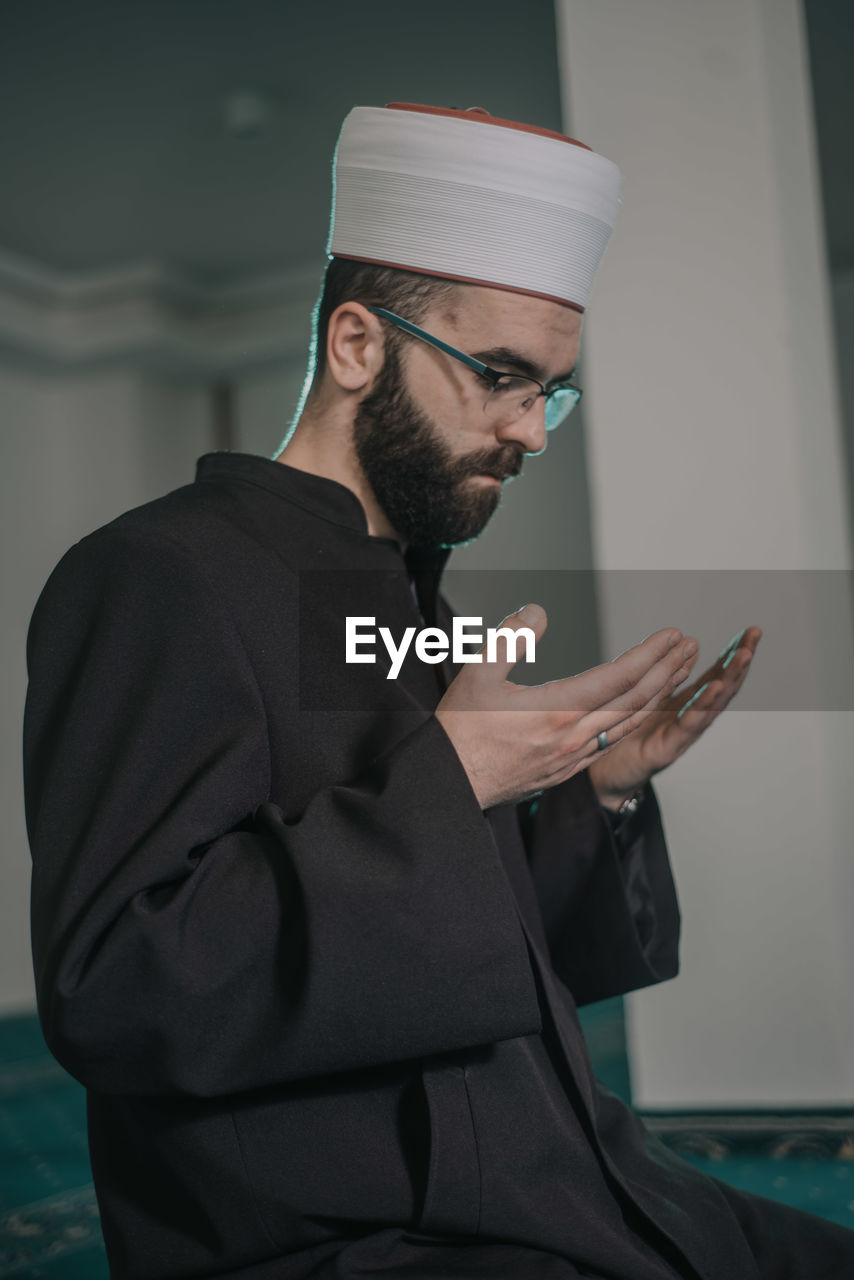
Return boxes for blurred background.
[1,0,853,1272]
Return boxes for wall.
[556,0,854,1107]
[832,269,854,554]
[1,366,210,1013]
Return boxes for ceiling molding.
[0,248,324,377]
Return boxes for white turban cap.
[327,102,622,313]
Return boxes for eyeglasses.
[367,306,582,431]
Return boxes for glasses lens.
[544,386,581,431]
[483,377,582,430]
[483,375,541,423]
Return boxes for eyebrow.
[471,346,577,387]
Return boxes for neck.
[275,401,403,546]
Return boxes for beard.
[353,344,523,549]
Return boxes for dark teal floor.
[577,998,854,1230]
[0,1014,106,1277]
[1,1005,852,1276]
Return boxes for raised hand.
[587,625,762,809]
[435,604,699,810]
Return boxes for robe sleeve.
[520,769,681,1006]
[24,527,541,1098]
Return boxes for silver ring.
[597,730,608,751]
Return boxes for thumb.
[478,603,547,681]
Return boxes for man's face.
[353,285,583,548]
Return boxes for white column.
[1,251,323,1016]
[556,0,854,1106]
[2,369,210,1014]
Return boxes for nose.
[494,397,548,456]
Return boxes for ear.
[325,302,386,393]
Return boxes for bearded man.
[24,103,850,1279]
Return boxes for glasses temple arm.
[368,307,495,381]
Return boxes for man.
[23,103,851,1278]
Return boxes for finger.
[677,625,760,702]
[597,635,699,727]
[722,648,753,683]
[540,738,607,789]
[676,651,733,703]
[717,650,755,707]
[677,634,760,728]
[569,648,698,763]
[724,627,762,680]
[718,627,746,666]
[712,640,757,702]
[663,649,701,697]
[743,625,763,650]
[676,677,723,721]
[718,624,762,671]
[546,627,686,715]
[476,603,549,682]
[600,647,699,742]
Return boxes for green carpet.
[0,1014,106,1277]
[676,1152,854,1228]
[577,998,854,1231]
[1,1005,852,1276]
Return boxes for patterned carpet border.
[642,1112,854,1161]
[0,1184,101,1274]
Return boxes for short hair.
[307,258,458,392]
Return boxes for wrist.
[588,757,649,813]
[597,784,645,816]
[598,789,639,813]
[601,786,646,836]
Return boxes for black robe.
[24,452,854,1279]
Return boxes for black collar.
[195,451,452,587]
[196,452,373,538]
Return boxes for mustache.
[455,446,524,481]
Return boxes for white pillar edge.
[555,0,854,1108]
